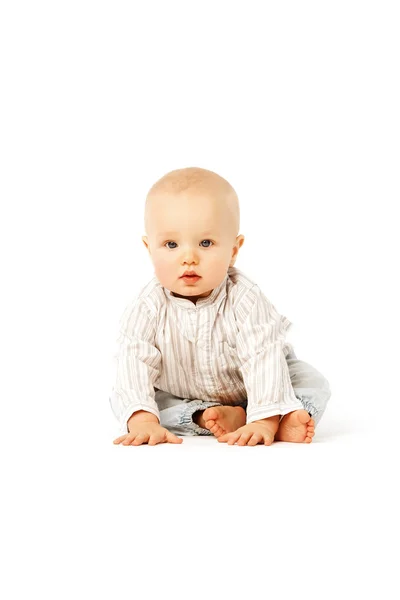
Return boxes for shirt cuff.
[246,399,304,424]
[121,405,160,434]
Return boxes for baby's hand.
[113,422,183,446]
[217,418,279,446]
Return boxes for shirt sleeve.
[236,287,304,424]
[109,298,162,434]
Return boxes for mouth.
[180,273,201,283]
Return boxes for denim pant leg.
[237,356,331,427]
[154,389,224,436]
[285,355,332,426]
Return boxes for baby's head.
[142,167,245,302]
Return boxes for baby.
[110,167,331,446]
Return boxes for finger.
[247,433,262,446]
[219,433,235,444]
[228,433,241,445]
[218,430,239,443]
[132,433,149,446]
[113,435,127,444]
[263,434,273,446]
[237,432,253,446]
[166,432,183,444]
[148,435,164,445]
[122,434,137,445]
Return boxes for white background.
[1,1,399,598]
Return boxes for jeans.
[156,356,331,436]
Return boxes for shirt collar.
[163,270,231,310]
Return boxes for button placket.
[189,310,197,342]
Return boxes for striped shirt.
[110,266,304,432]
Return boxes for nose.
[181,246,198,265]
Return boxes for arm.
[236,287,304,424]
[109,298,162,435]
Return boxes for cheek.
[207,255,226,271]
[152,254,172,280]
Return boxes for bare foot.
[275,409,315,443]
[193,406,246,438]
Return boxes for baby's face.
[142,189,244,302]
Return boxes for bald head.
[144,167,240,239]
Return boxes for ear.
[236,235,245,249]
[142,236,151,255]
[230,235,245,267]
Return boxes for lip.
[180,273,201,284]
[180,271,200,277]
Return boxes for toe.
[203,407,218,422]
[205,420,215,429]
[210,424,219,433]
[297,410,312,424]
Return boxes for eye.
[164,239,214,249]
